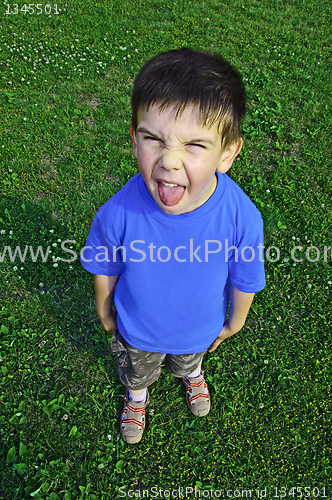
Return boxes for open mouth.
[157,181,186,206]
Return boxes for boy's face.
[130,104,242,215]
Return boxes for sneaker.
[182,371,210,417]
[120,389,150,444]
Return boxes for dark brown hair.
[131,47,246,149]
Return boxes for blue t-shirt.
[81,172,265,354]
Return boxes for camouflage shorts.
[110,330,206,390]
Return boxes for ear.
[130,123,138,159]
[217,138,243,174]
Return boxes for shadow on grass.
[0,196,121,494]
[1,195,95,334]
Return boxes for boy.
[81,48,266,444]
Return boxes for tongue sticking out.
[157,182,185,206]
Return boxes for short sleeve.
[80,208,125,276]
[228,211,266,293]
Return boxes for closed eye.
[187,143,206,149]
[144,135,161,142]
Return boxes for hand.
[99,308,117,333]
[208,324,239,353]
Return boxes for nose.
[160,147,182,171]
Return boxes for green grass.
[0,0,331,498]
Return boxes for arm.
[94,274,120,333]
[208,284,255,353]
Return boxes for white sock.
[128,388,147,403]
[187,367,201,379]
